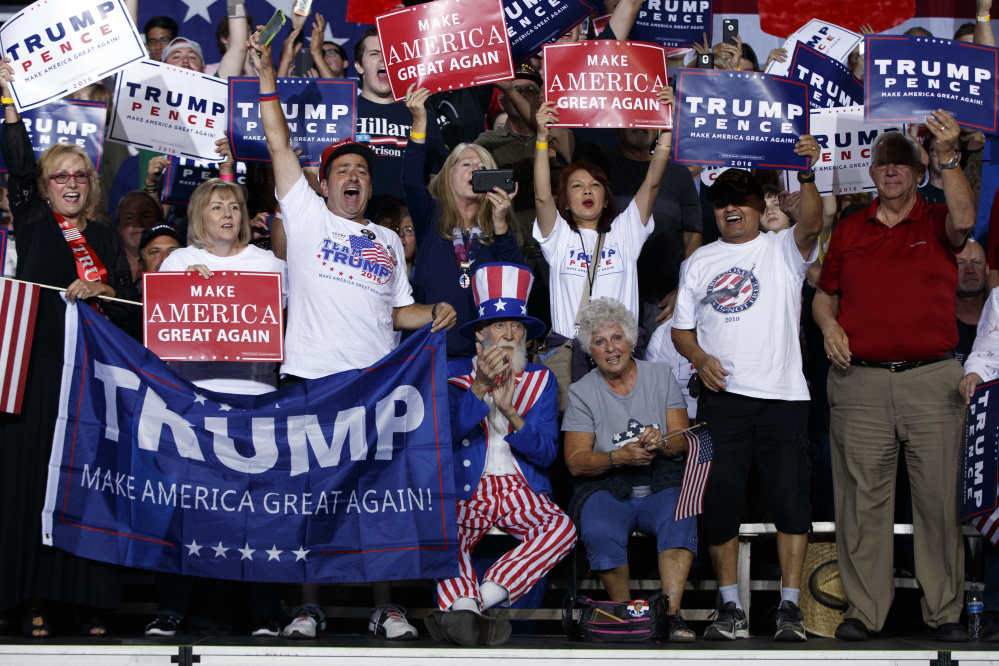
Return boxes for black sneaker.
[773,600,807,642]
[704,601,749,640]
[251,616,281,637]
[145,615,180,637]
[982,612,999,642]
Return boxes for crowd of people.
[0,0,996,649]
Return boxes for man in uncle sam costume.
[427,262,577,647]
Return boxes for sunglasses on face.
[49,171,90,184]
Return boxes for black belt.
[852,351,956,372]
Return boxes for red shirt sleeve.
[817,224,844,293]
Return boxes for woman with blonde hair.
[403,84,524,357]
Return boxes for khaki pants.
[828,359,965,631]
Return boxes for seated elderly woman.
[562,297,696,642]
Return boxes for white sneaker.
[369,604,418,640]
[282,604,326,639]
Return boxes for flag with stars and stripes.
[0,278,39,415]
[349,234,396,269]
[674,425,714,521]
[43,301,457,584]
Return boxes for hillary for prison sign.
[42,303,459,584]
[377,0,514,101]
[0,0,146,111]
[672,70,810,171]
[865,35,999,133]
[543,40,672,129]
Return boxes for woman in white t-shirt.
[532,88,674,356]
[160,178,289,396]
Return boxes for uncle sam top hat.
[459,262,547,341]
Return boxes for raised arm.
[976,0,996,46]
[534,101,560,238]
[125,0,137,25]
[607,0,643,40]
[927,109,976,247]
[633,87,674,224]
[248,30,302,199]
[309,15,335,78]
[792,134,823,259]
[0,58,20,125]
[218,2,249,80]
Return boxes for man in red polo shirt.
[813,110,975,642]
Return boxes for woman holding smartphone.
[402,84,524,357]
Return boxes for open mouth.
[377,67,388,82]
[726,214,741,224]
[582,198,594,208]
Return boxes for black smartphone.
[472,169,516,194]
[697,53,714,69]
[722,19,739,45]
[292,46,315,76]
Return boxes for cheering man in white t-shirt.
[671,145,822,643]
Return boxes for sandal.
[22,608,50,639]
[667,611,696,643]
[82,615,108,637]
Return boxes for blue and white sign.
[787,43,864,111]
[672,70,810,171]
[42,303,459,584]
[228,77,356,167]
[630,0,711,51]
[503,0,595,65]
[162,157,248,206]
[960,380,999,523]
[765,19,861,78]
[0,98,105,173]
[108,60,228,161]
[866,35,999,133]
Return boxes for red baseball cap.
[320,139,377,179]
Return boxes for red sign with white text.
[143,271,284,362]
[543,41,672,129]
[376,0,514,102]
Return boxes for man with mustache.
[430,262,577,647]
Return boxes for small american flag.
[674,425,714,521]
[0,279,39,414]
[349,235,395,268]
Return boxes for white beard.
[481,338,528,428]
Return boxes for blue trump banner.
[960,380,999,523]
[672,70,810,171]
[630,0,711,50]
[866,35,999,133]
[228,77,356,166]
[503,0,595,65]
[0,99,105,173]
[788,43,863,111]
[42,303,458,584]
[162,157,248,206]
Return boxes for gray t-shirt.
[562,360,687,452]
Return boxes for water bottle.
[967,583,984,640]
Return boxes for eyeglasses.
[322,49,342,59]
[49,171,90,184]
[147,36,172,46]
[398,226,415,237]
[513,85,540,96]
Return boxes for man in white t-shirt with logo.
[249,29,458,640]
[672,150,822,642]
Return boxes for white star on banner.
[520,305,527,314]
[212,541,229,558]
[238,543,256,560]
[266,545,283,561]
[193,393,206,405]
[179,0,218,23]
[293,546,310,562]
[479,306,485,316]
[494,299,507,311]
[186,539,202,556]
[220,403,232,411]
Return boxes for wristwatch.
[797,170,816,184]
[938,153,961,170]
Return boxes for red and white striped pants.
[436,475,577,610]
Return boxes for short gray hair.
[577,297,638,355]
[870,130,922,166]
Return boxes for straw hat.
[799,542,848,638]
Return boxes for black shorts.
[696,391,811,544]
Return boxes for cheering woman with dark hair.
[0,56,139,638]
[532,89,674,358]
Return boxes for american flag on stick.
[0,278,39,414]
[674,424,714,521]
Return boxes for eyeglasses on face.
[398,226,415,237]
[49,171,90,184]
[147,36,172,46]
